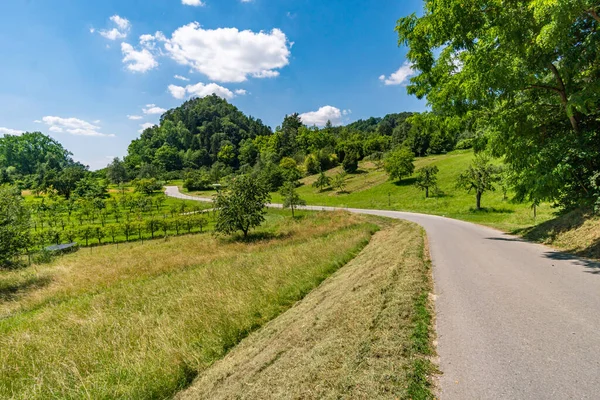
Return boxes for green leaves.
[214,175,270,238]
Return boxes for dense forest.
[116,94,463,189]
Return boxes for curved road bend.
[165,186,600,399]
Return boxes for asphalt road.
[165,186,600,399]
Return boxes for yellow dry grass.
[177,219,434,400]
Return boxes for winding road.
[165,186,600,399]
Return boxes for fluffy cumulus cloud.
[299,106,346,127]
[41,117,114,137]
[164,23,291,82]
[121,43,158,73]
[182,0,205,6]
[0,127,24,136]
[379,62,415,86]
[142,104,167,115]
[138,122,155,133]
[168,82,245,100]
[98,15,131,40]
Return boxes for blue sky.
[0,0,425,169]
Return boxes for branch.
[588,8,600,24]
[527,84,562,94]
[548,63,579,133]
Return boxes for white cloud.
[41,116,114,137]
[168,82,244,100]
[0,127,24,136]
[121,42,158,73]
[168,85,187,99]
[182,0,205,6]
[164,23,291,82]
[174,74,190,81]
[139,122,155,133]
[299,106,343,127]
[143,104,167,115]
[127,115,143,120]
[110,15,130,31]
[342,109,352,116]
[99,15,130,40]
[379,62,415,86]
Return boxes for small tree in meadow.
[107,225,119,244]
[146,218,160,239]
[331,171,348,193]
[80,226,93,247]
[280,181,306,218]
[95,226,105,245]
[384,147,415,182]
[414,165,439,198]
[214,175,270,239]
[122,221,133,242]
[312,171,331,192]
[456,154,501,210]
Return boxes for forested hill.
[123,95,464,179]
[125,95,272,172]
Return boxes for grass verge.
[177,219,436,399]
[0,210,378,399]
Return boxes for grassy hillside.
[517,209,600,259]
[0,210,382,399]
[178,219,435,400]
[276,150,555,232]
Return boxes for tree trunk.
[548,63,579,133]
[476,191,482,210]
[425,187,429,198]
[291,205,295,218]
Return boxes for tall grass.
[0,210,377,399]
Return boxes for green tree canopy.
[456,154,501,210]
[214,174,270,238]
[384,147,415,182]
[0,186,31,267]
[397,0,600,209]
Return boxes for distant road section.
[165,185,600,399]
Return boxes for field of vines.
[23,189,213,252]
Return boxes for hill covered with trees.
[0,132,88,198]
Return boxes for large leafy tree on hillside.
[397,0,600,209]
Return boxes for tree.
[133,178,162,195]
[79,226,93,247]
[312,171,331,192]
[106,157,128,184]
[0,186,31,267]
[341,150,359,173]
[384,147,415,182]
[214,175,270,238]
[414,165,439,198]
[331,171,348,193]
[456,155,501,210]
[280,181,306,217]
[304,154,320,175]
[396,0,600,210]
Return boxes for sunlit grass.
[0,210,378,399]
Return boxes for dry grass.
[0,210,377,399]
[519,209,600,259]
[177,219,435,400]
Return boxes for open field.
[0,210,383,399]
[178,219,435,400]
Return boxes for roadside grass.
[268,150,554,232]
[177,219,436,400]
[516,208,600,259]
[0,209,380,399]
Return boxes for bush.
[133,178,162,195]
[304,154,320,175]
[183,170,212,191]
[342,150,359,173]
